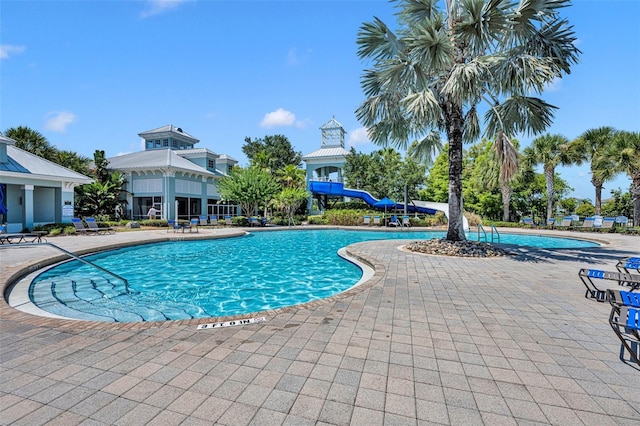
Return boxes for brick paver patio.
[1,227,639,425]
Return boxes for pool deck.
[1,226,639,425]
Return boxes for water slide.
[308,181,469,231]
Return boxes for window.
[208,159,215,169]
[172,139,178,148]
[162,139,169,147]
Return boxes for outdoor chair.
[545,217,555,228]
[578,268,640,301]
[579,217,595,230]
[388,215,400,227]
[188,218,199,232]
[248,217,260,227]
[402,215,411,228]
[72,218,100,235]
[599,217,616,231]
[209,215,219,226]
[558,216,573,229]
[522,217,537,227]
[617,257,640,274]
[199,215,209,227]
[607,288,640,366]
[224,215,234,226]
[167,219,183,232]
[373,215,381,225]
[363,215,371,225]
[85,217,116,234]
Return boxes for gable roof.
[0,145,93,183]
[107,149,217,177]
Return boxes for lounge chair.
[373,215,381,225]
[559,216,573,228]
[545,217,555,228]
[578,268,640,301]
[72,218,100,235]
[579,217,595,230]
[209,215,219,226]
[402,215,411,228]
[522,217,536,227]
[598,217,616,231]
[167,219,183,232]
[0,232,46,244]
[388,215,400,227]
[199,215,209,227]
[224,215,234,226]
[617,257,640,274]
[85,217,116,234]
[607,288,640,366]
[363,215,371,225]
[248,217,260,227]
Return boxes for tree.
[356,0,579,240]
[601,188,633,218]
[242,135,303,171]
[5,126,90,175]
[276,164,306,189]
[74,150,128,219]
[596,131,640,225]
[523,134,576,220]
[4,126,56,158]
[217,166,280,217]
[271,187,309,226]
[572,127,619,214]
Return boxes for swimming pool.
[21,229,598,322]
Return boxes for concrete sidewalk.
[1,228,639,425]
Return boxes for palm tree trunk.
[632,174,640,227]
[443,101,466,241]
[544,165,555,220]
[500,183,512,222]
[594,184,602,215]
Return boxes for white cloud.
[140,0,190,18]
[348,127,371,146]
[44,111,77,133]
[545,76,562,92]
[0,44,26,60]
[260,108,296,128]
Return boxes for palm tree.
[596,131,640,226]
[356,0,579,241]
[523,134,575,220]
[4,126,56,159]
[572,127,619,214]
[276,164,306,189]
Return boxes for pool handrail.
[1,241,132,294]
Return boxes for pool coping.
[0,225,617,331]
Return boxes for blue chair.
[607,288,640,366]
[402,215,411,228]
[578,268,640,301]
[248,217,260,227]
[617,257,640,274]
[167,219,182,233]
[522,217,536,227]
[388,215,400,227]
[209,215,219,226]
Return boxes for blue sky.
[2,0,638,201]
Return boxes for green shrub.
[308,215,328,225]
[324,210,365,226]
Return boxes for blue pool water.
[28,229,598,322]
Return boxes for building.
[302,117,350,213]
[107,125,239,220]
[0,134,93,232]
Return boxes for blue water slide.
[308,181,438,215]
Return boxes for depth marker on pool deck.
[197,317,266,330]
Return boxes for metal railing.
[477,224,488,242]
[490,225,500,243]
[2,242,132,294]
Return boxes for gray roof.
[0,146,93,183]
[138,125,199,143]
[217,154,238,162]
[0,134,17,145]
[320,117,345,130]
[107,149,216,177]
[302,146,350,160]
